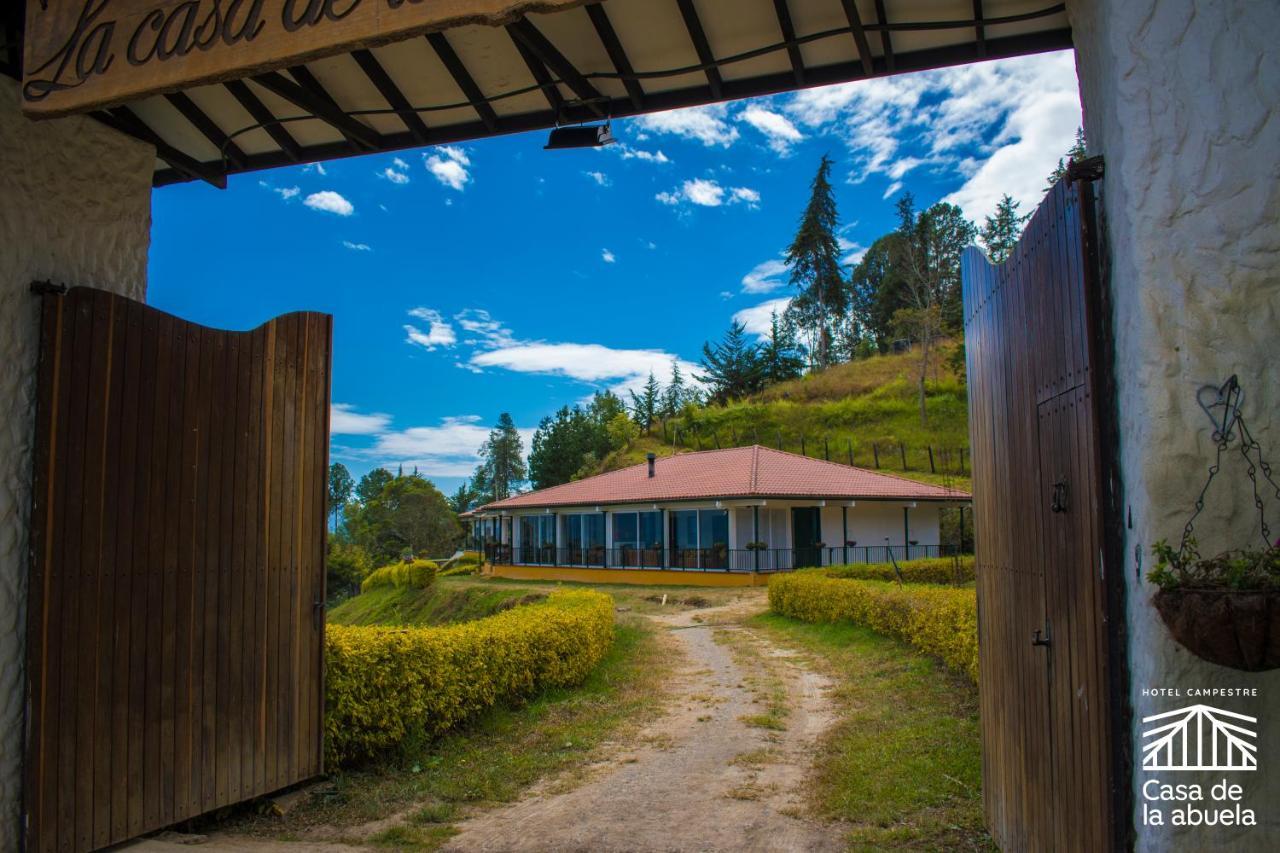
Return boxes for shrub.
[439,550,484,577]
[769,573,977,683]
[325,589,614,766]
[360,558,439,593]
[824,556,975,585]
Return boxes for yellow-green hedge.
[769,573,978,683]
[824,556,975,584]
[360,558,438,593]
[325,589,614,765]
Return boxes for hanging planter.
[1147,376,1280,672]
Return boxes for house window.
[669,509,728,569]
[518,515,555,564]
[562,513,605,565]
[612,510,663,567]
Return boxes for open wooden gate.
[962,171,1125,851]
[25,287,332,852]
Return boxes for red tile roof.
[479,445,969,511]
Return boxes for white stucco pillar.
[1068,1,1279,848]
[0,78,153,846]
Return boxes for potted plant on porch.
[1147,376,1280,672]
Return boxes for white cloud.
[602,248,616,263]
[739,105,804,153]
[276,186,300,200]
[584,170,610,186]
[657,178,761,208]
[304,162,327,176]
[882,181,903,199]
[404,307,457,350]
[733,297,793,338]
[471,342,701,397]
[342,240,372,251]
[455,308,517,349]
[838,236,867,267]
[304,190,354,216]
[424,145,472,191]
[631,104,739,147]
[393,157,409,170]
[366,415,537,479]
[618,145,671,164]
[330,403,391,435]
[380,166,409,184]
[782,50,1081,219]
[741,258,789,293]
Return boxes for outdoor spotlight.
[544,122,616,149]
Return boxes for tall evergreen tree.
[759,311,807,384]
[327,463,354,529]
[355,467,394,504]
[661,361,687,420]
[629,371,661,432]
[1046,126,1088,189]
[848,232,908,353]
[979,194,1030,263]
[697,321,765,404]
[783,155,847,369]
[477,413,526,501]
[447,480,479,514]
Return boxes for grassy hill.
[329,579,545,627]
[596,340,970,491]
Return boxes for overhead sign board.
[22,0,592,117]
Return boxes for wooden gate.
[962,172,1125,850]
[25,287,332,852]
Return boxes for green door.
[792,507,822,567]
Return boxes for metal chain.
[1178,433,1228,559]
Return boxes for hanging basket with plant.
[1147,376,1280,672]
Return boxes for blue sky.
[148,50,1081,496]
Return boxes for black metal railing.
[484,542,962,573]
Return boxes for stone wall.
[0,78,153,847]
[1068,1,1280,848]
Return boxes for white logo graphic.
[1142,704,1258,771]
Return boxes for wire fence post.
[872,444,880,468]
[928,445,936,473]
[899,442,907,470]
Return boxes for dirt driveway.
[127,594,841,853]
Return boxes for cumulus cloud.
[838,236,866,267]
[657,178,760,209]
[739,105,804,153]
[733,297,793,338]
[330,403,391,435]
[404,307,457,351]
[342,240,372,251]
[632,104,739,147]
[455,308,517,349]
[304,190,354,216]
[584,170,610,186]
[276,186,300,200]
[424,145,472,191]
[618,145,671,164]
[602,248,616,263]
[741,258,789,293]
[380,166,409,184]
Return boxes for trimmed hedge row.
[768,572,978,683]
[360,558,438,593]
[824,556,975,585]
[325,589,614,765]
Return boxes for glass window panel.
[584,514,605,548]
[612,512,638,547]
[563,515,583,549]
[699,509,729,548]
[671,511,698,549]
[639,512,663,549]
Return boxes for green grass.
[328,580,547,627]
[596,341,971,492]
[749,612,992,851]
[222,617,671,849]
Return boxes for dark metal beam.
[586,3,645,111]
[224,79,303,162]
[873,0,895,71]
[839,0,875,77]
[286,64,365,153]
[155,28,1074,188]
[507,27,565,114]
[772,0,805,85]
[100,107,226,188]
[426,31,499,133]
[351,48,430,144]
[675,0,723,99]
[251,70,381,149]
[973,0,987,57]
[506,18,604,116]
[164,92,247,170]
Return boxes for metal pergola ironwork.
[1,1,1071,190]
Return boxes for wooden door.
[25,287,332,853]
[962,172,1122,851]
[791,507,821,568]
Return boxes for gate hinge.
[1066,155,1105,182]
[29,280,68,296]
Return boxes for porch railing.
[481,543,959,573]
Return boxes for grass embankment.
[750,613,991,850]
[597,341,971,492]
[329,581,546,627]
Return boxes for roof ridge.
[754,444,968,496]
[750,444,759,492]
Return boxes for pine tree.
[759,311,806,384]
[697,321,765,404]
[979,194,1030,263]
[661,361,687,420]
[783,155,847,369]
[355,467,394,504]
[1046,127,1088,189]
[477,412,526,501]
[629,371,661,432]
[327,463,354,529]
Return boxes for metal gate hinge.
[29,280,68,296]
[1066,155,1104,182]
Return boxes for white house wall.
[0,78,154,849]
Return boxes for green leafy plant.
[1147,538,1280,592]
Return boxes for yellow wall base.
[486,564,772,588]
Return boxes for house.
[465,445,970,586]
